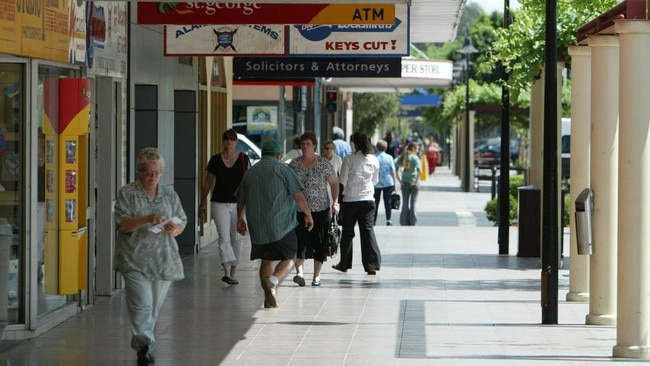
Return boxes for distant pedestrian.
[396,142,422,226]
[426,138,441,175]
[374,139,397,226]
[235,140,314,308]
[281,135,302,164]
[332,132,382,275]
[332,126,352,159]
[322,139,342,175]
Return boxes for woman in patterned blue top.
[114,147,186,366]
[289,131,339,287]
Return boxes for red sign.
[137,3,395,25]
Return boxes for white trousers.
[211,202,241,265]
[122,271,170,352]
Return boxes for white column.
[566,45,591,302]
[613,20,650,359]
[586,35,618,326]
[529,71,544,187]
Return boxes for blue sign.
[398,110,423,117]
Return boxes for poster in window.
[65,199,76,223]
[65,170,76,193]
[46,170,54,193]
[46,199,54,222]
[65,141,77,164]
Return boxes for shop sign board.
[233,57,401,78]
[138,3,395,25]
[165,24,286,56]
[165,4,407,57]
[288,4,408,56]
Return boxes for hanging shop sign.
[233,57,401,78]
[165,24,286,56]
[138,3,395,25]
[165,4,406,57]
[288,4,408,56]
[86,2,128,77]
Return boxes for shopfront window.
[0,63,24,324]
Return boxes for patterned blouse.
[114,180,187,281]
[289,156,336,212]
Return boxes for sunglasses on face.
[142,171,163,178]
[224,136,237,141]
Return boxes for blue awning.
[399,94,441,106]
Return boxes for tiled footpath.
[1,166,642,365]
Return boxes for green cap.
[261,139,282,156]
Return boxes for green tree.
[351,93,400,136]
[489,0,617,96]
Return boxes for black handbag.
[326,215,341,257]
[391,193,401,210]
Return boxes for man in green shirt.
[236,139,313,308]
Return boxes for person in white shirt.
[332,132,382,275]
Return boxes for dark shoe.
[262,277,278,308]
[222,276,234,285]
[367,268,378,275]
[331,264,347,273]
[137,345,155,366]
[386,221,392,226]
[293,275,306,287]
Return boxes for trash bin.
[574,188,593,255]
[517,186,541,257]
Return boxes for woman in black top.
[199,129,250,285]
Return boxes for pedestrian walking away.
[114,147,187,366]
[235,139,314,308]
[332,132,382,275]
[373,139,397,226]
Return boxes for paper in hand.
[149,216,182,234]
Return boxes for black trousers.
[338,200,381,272]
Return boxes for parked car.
[236,133,261,165]
[474,137,519,167]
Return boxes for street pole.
[498,0,511,255]
[541,0,559,325]
[457,37,478,193]
[464,61,471,192]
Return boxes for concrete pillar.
[566,45,591,303]
[529,71,544,187]
[613,20,650,359]
[586,35,618,326]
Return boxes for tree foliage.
[488,0,617,95]
[351,93,400,137]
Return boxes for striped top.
[235,156,304,245]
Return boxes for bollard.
[574,188,593,255]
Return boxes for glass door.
[0,63,25,325]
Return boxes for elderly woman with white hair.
[114,147,187,366]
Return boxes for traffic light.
[325,88,337,113]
